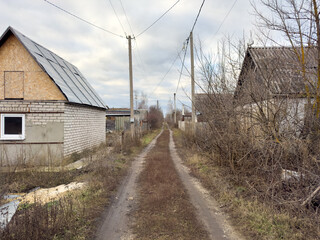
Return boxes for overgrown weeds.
[0,130,158,239]
[174,128,320,239]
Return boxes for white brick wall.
[0,100,65,126]
[64,104,106,156]
[0,100,106,160]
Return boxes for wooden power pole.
[190,31,196,134]
[127,35,134,138]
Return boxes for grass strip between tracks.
[132,130,209,240]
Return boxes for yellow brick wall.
[0,34,66,101]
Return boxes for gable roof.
[0,26,106,109]
[235,46,318,101]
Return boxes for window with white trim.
[0,114,25,140]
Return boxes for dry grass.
[0,130,161,240]
[173,128,320,240]
[0,152,129,240]
[132,130,209,240]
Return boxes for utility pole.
[157,100,159,110]
[135,92,138,110]
[190,31,196,135]
[174,93,177,125]
[128,35,134,138]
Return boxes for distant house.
[234,46,317,136]
[0,27,106,166]
[106,108,142,132]
[195,93,233,123]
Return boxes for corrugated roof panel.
[248,47,318,95]
[54,56,98,106]
[72,66,106,108]
[34,55,79,103]
[36,45,57,63]
[64,67,98,106]
[72,72,102,107]
[65,61,105,108]
[18,38,43,56]
[50,61,91,105]
[8,27,106,109]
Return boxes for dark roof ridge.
[249,45,317,50]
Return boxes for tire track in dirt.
[95,130,163,240]
[96,128,242,240]
[169,129,244,240]
[131,130,210,240]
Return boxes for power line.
[132,39,149,78]
[108,0,127,36]
[151,48,184,96]
[176,40,189,93]
[212,0,238,38]
[174,0,206,111]
[119,0,135,36]
[136,0,181,38]
[177,98,191,109]
[191,0,206,32]
[176,0,208,93]
[43,0,124,38]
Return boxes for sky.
[0,0,261,114]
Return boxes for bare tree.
[147,105,164,129]
[253,0,320,119]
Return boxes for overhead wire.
[136,0,181,38]
[176,40,189,94]
[174,0,206,109]
[176,0,206,94]
[190,0,206,33]
[150,47,184,96]
[43,0,125,38]
[177,98,191,109]
[211,0,238,38]
[114,0,149,77]
[119,0,135,36]
[108,0,127,36]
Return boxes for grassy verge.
[0,130,160,240]
[172,128,319,240]
[132,130,209,240]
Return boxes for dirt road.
[169,129,242,240]
[96,129,242,240]
[95,130,163,240]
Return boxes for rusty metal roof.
[0,26,106,109]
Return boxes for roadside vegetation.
[173,129,320,239]
[0,129,160,240]
[132,130,209,240]
[167,2,320,239]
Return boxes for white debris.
[281,169,304,181]
[0,200,20,229]
[20,182,87,205]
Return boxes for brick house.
[0,27,106,166]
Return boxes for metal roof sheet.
[247,47,317,94]
[1,27,106,109]
[235,46,318,102]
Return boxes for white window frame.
[0,114,25,140]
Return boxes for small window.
[0,114,25,140]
